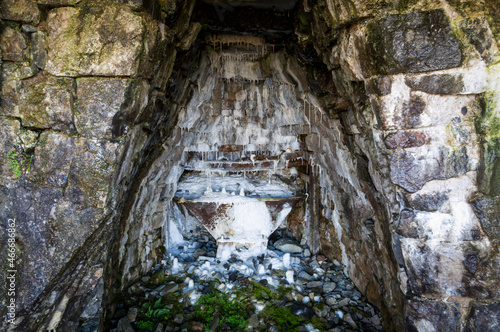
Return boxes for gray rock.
[126,307,138,322]
[290,304,313,320]
[274,238,302,253]
[154,323,164,332]
[371,315,381,326]
[76,77,146,139]
[313,303,328,318]
[32,31,47,69]
[0,0,41,24]
[405,299,461,332]
[298,271,315,281]
[303,249,311,257]
[326,297,337,306]
[117,317,135,332]
[307,281,323,288]
[323,282,336,293]
[174,314,184,324]
[366,9,462,75]
[1,27,27,62]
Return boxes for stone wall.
[0,0,195,330]
[305,0,500,330]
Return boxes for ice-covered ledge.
[175,187,304,260]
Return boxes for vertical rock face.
[1,0,500,331]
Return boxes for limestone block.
[46,5,156,77]
[0,118,21,178]
[465,303,500,331]
[65,139,120,208]
[75,77,148,139]
[17,75,75,131]
[1,27,27,62]
[366,10,462,75]
[404,299,461,332]
[31,31,47,69]
[0,0,41,24]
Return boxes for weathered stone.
[405,299,461,332]
[470,193,500,242]
[37,0,81,4]
[274,238,302,253]
[17,76,75,131]
[46,5,159,77]
[65,139,120,208]
[75,78,148,139]
[323,282,336,293]
[390,147,470,193]
[178,22,202,51]
[0,118,21,178]
[367,10,462,75]
[410,192,449,212]
[32,31,47,69]
[290,304,313,320]
[384,131,430,149]
[465,303,500,331]
[126,307,138,322]
[405,74,465,95]
[396,210,419,239]
[365,76,392,96]
[1,27,27,62]
[0,0,41,24]
[117,317,135,332]
[29,132,77,188]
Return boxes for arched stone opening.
[1,1,499,331]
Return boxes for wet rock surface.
[113,234,383,332]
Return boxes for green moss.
[193,290,250,331]
[311,316,328,330]
[261,306,306,332]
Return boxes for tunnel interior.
[112,0,402,330]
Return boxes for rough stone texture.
[46,4,159,77]
[405,74,465,95]
[0,118,21,178]
[37,0,81,4]
[384,131,430,149]
[366,10,462,75]
[0,0,41,24]
[465,303,500,331]
[75,78,143,139]
[405,299,461,332]
[0,132,120,314]
[1,27,27,62]
[16,76,76,131]
[31,31,47,70]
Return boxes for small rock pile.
[111,234,383,332]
